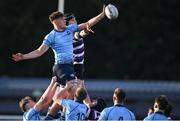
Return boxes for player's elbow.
[40,96,51,105]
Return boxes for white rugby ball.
[105,4,119,20]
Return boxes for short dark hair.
[64,13,75,22]
[64,13,75,25]
[19,96,33,112]
[155,95,169,110]
[91,98,107,112]
[165,103,173,117]
[75,87,87,101]
[114,88,126,103]
[49,11,64,22]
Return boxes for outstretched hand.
[51,76,57,85]
[86,22,94,34]
[12,53,24,62]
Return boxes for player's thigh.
[53,64,75,86]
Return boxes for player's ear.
[113,95,116,102]
[154,103,158,109]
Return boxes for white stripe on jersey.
[74,60,84,64]
[73,43,84,50]
[74,52,84,57]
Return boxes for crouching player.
[19,77,58,121]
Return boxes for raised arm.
[54,81,74,105]
[78,6,105,31]
[79,80,92,107]
[12,44,49,62]
[35,76,58,112]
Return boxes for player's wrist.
[74,32,82,39]
[21,54,25,60]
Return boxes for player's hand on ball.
[86,23,94,34]
[65,81,74,90]
[105,4,119,20]
[51,76,57,84]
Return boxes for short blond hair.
[75,87,87,101]
[114,88,126,103]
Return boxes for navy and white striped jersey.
[98,105,136,121]
[73,38,84,64]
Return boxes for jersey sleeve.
[24,108,41,120]
[67,24,79,32]
[42,32,54,47]
[130,112,136,120]
[61,99,76,111]
[143,116,150,121]
[98,108,108,121]
[61,99,74,108]
[61,99,69,107]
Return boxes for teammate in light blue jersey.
[54,81,90,121]
[12,7,105,87]
[98,88,136,121]
[43,23,78,64]
[19,77,58,121]
[144,95,170,121]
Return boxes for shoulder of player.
[44,30,56,39]
[144,113,156,120]
[66,24,78,30]
[125,107,135,115]
[24,108,40,119]
[62,99,74,104]
[121,107,136,118]
[101,106,114,112]
[67,23,77,28]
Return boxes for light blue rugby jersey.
[23,108,41,121]
[43,24,78,64]
[61,99,89,121]
[143,112,168,121]
[98,105,136,121]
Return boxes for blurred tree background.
[0,0,179,80]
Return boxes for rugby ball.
[105,4,119,20]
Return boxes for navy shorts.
[53,64,76,86]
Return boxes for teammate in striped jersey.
[64,13,92,80]
[64,13,94,106]
[19,77,58,121]
[98,88,136,121]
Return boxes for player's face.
[153,102,158,111]
[112,94,116,103]
[54,17,66,29]
[27,99,36,108]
